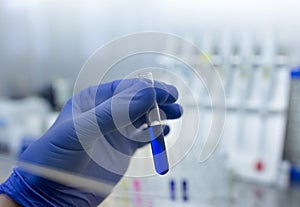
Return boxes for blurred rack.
[155,32,291,185]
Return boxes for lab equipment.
[153,33,291,186]
[182,180,188,202]
[215,35,290,185]
[0,97,50,156]
[0,79,182,207]
[170,179,176,201]
[0,119,9,154]
[139,72,169,175]
[284,68,300,167]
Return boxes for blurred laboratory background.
[1,0,300,206]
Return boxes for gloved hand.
[0,78,182,207]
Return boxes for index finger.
[154,81,179,105]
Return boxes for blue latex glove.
[0,78,182,207]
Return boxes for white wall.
[0,0,300,96]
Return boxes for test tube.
[182,180,188,202]
[138,72,169,175]
[169,179,176,201]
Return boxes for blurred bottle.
[38,77,71,111]
[52,77,71,110]
[0,118,9,154]
[276,160,291,189]
[284,67,300,168]
[0,97,50,157]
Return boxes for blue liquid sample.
[148,126,169,175]
[170,180,176,201]
[182,180,188,202]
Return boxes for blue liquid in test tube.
[170,179,176,201]
[139,72,169,175]
[182,180,188,202]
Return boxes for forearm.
[0,194,20,207]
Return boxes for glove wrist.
[0,169,54,206]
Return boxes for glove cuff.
[0,169,55,207]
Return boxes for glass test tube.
[138,72,169,175]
